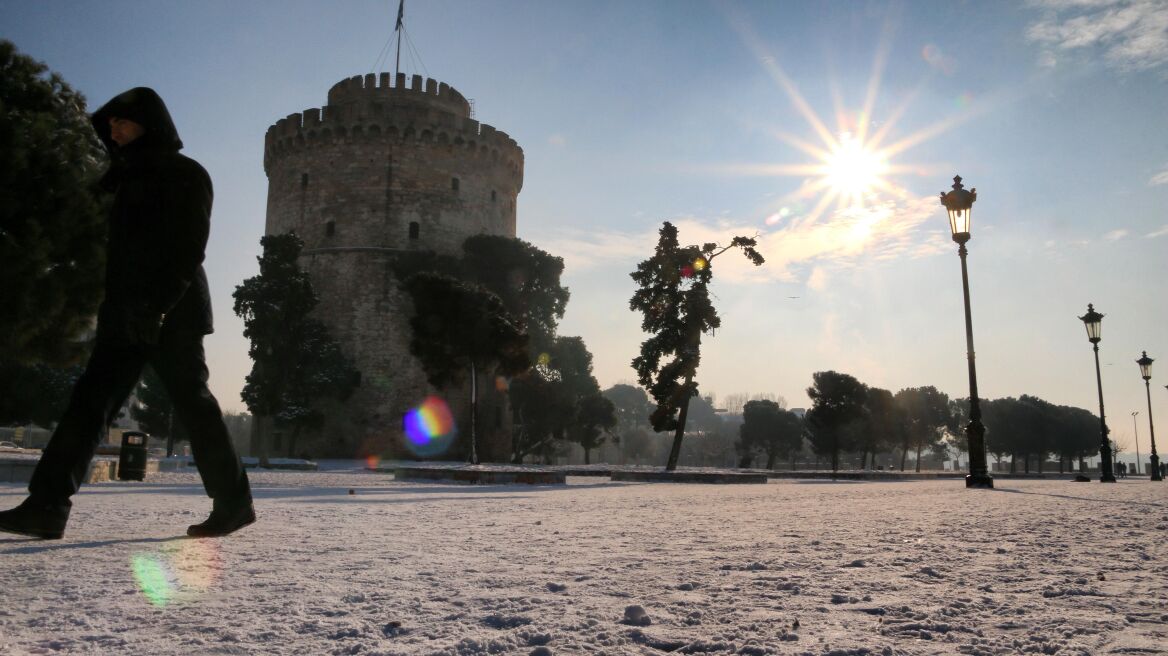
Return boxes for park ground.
[1,464,1165,655]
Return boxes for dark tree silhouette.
[567,393,617,465]
[804,371,868,473]
[0,361,82,428]
[234,233,359,460]
[460,235,569,355]
[405,272,529,464]
[893,386,955,472]
[738,400,804,469]
[860,387,900,469]
[509,336,606,463]
[0,41,108,366]
[0,41,108,425]
[630,221,763,470]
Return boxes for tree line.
[739,371,1103,474]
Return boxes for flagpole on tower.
[394,0,404,78]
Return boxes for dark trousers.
[29,328,250,508]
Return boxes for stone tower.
[262,72,524,460]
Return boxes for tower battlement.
[264,74,522,180]
[327,72,470,115]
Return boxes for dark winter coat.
[90,87,214,338]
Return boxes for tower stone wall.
[261,73,524,460]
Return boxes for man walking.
[0,87,253,540]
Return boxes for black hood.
[90,87,183,154]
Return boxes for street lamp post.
[1079,304,1116,482]
[1136,352,1162,481]
[940,175,992,488]
[1131,411,1140,475]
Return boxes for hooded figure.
[89,87,214,337]
[0,88,254,540]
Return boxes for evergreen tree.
[804,371,868,473]
[602,383,656,464]
[233,233,359,460]
[738,399,804,469]
[567,393,617,465]
[460,235,569,354]
[629,221,763,470]
[0,41,108,366]
[859,387,900,469]
[0,360,82,427]
[0,41,107,425]
[130,365,185,455]
[893,386,955,472]
[404,272,530,464]
[509,336,604,463]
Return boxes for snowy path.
[1,470,1165,655]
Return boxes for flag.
[395,0,404,31]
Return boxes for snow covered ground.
[1,464,1165,655]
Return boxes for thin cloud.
[1149,167,1168,185]
[528,194,947,287]
[1103,228,1129,240]
[1027,0,1168,72]
[1147,225,1168,238]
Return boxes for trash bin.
[118,431,148,481]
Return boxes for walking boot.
[187,498,255,538]
[0,498,70,540]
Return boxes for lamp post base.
[1150,454,1162,482]
[965,473,994,489]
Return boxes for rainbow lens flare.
[365,454,381,470]
[131,540,223,607]
[693,256,708,272]
[403,396,457,457]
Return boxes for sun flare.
[722,21,976,230]
[822,132,889,202]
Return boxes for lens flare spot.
[365,454,381,470]
[131,554,172,607]
[680,264,695,278]
[403,396,457,457]
[537,353,550,366]
[171,539,223,589]
[131,540,223,607]
[693,256,708,271]
[494,376,510,392]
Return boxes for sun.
[822,131,890,203]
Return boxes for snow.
[1,464,1166,655]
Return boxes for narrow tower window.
[301,173,309,189]
[451,177,460,191]
[491,190,497,202]
[408,221,420,240]
[326,221,335,237]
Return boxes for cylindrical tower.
[261,72,524,459]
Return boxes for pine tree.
[0,41,107,364]
[404,272,530,464]
[629,221,763,470]
[233,233,359,459]
[805,371,868,473]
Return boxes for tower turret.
[261,74,524,459]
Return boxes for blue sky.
[3,1,1166,453]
